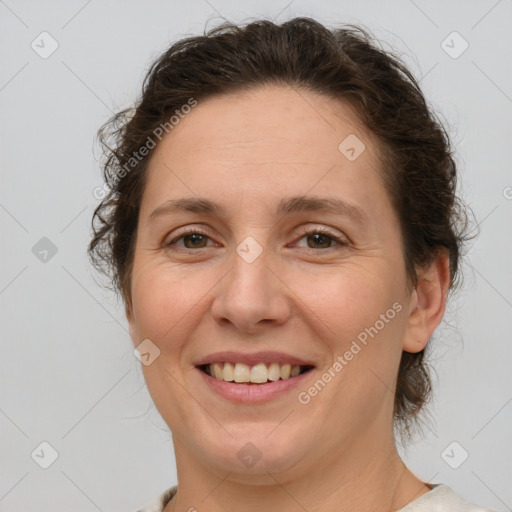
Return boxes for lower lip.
[196,367,314,403]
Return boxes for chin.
[191,424,312,476]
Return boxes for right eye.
[165,228,214,250]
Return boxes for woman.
[89,17,493,512]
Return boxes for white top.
[397,484,494,511]
[135,483,495,512]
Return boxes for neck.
[165,426,430,512]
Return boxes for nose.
[210,246,291,334]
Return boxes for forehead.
[141,85,387,218]
[153,85,374,160]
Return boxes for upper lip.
[193,351,316,367]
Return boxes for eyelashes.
[294,227,348,250]
[164,226,349,252]
[165,228,212,250]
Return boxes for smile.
[200,362,314,384]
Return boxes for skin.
[126,85,451,512]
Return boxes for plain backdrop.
[1,1,511,511]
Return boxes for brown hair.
[89,17,471,437]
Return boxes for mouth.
[197,362,315,384]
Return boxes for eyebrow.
[147,195,368,225]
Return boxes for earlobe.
[402,250,451,354]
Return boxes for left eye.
[165,229,347,250]
[295,230,347,250]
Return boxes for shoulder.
[397,484,495,512]
[134,486,177,512]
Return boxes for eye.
[165,228,214,250]
[293,227,348,250]
[164,226,348,251]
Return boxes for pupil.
[308,233,330,249]
[183,233,331,249]
[184,234,206,248]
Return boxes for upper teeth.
[207,362,303,383]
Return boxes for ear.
[402,249,451,353]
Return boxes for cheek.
[307,285,406,427]
[294,262,407,396]
[292,262,403,342]
[130,264,179,343]
[130,261,216,346]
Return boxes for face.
[127,85,417,480]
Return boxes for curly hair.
[88,17,471,438]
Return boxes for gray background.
[1,1,511,511]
